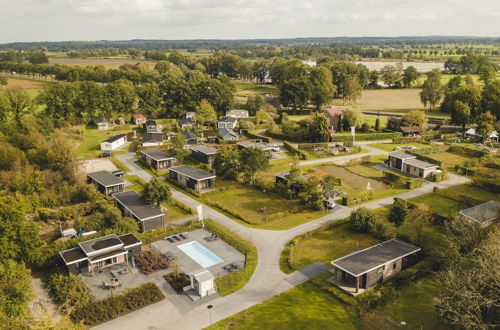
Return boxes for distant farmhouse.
[93,117,109,130]
[330,239,420,295]
[100,134,127,151]
[59,233,142,275]
[140,149,175,171]
[87,171,125,197]
[113,190,165,232]
[386,152,438,179]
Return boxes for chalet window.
[393,263,396,270]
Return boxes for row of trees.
[444,54,498,75]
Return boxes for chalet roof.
[117,233,142,247]
[146,120,157,126]
[142,133,163,144]
[132,114,146,119]
[93,117,107,124]
[140,149,172,161]
[218,127,238,138]
[388,152,417,160]
[79,234,123,256]
[87,171,125,187]
[331,239,421,277]
[103,134,126,143]
[324,106,343,119]
[400,126,422,133]
[180,118,193,126]
[219,116,238,123]
[60,247,87,264]
[182,130,198,140]
[113,190,164,221]
[189,145,218,155]
[404,158,438,169]
[238,141,273,150]
[169,165,216,181]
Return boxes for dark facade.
[113,191,165,232]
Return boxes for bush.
[388,197,412,226]
[49,273,91,313]
[138,221,201,244]
[342,190,374,206]
[170,199,194,214]
[349,207,377,232]
[134,250,170,275]
[392,136,423,144]
[164,272,190,293]
[72,282,164,325]
[331,132,402,142]
[243,130,271,143]
[449,145,487,158]
[430,170,448,182]
[383,171,422,189]
[283,141,308,160]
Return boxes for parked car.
[344,147,350,152]
[99,150,112,157]
[112,170,125,177]
[324,199,336,210]
[331,148,339,155]
[271,144,280,152]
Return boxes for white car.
[271,144,280,152]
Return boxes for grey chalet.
[141,133,163,147]
[93,117,109,130]
[386,152,438,179]
[146,120,162,133]
[140,149,175,171]
[237,141,273,158]
[189,145,218,166]
[113,190,165,232]
[217,116,238,129]
[169,165,216,193]
[87,171,125,197]
[182,130,199,144]
[330,239,420,295]
[59,233,142,275]
[218,127,238,140]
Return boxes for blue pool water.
[177,241,224,268]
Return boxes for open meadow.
[48,58,157,69]
[0,77,47,91]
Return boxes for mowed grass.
[48,58,157,69]
[287,222,379,271]
[383,277,448,330]
[314,164,388,192]
[369,142,430,152]
[203,180,328,229]
[0,77,47,91]
[233,81,279,94]
[351,88,425,111]
[209,282,359,330]
[74,125,133,159]
[426,151,469,170]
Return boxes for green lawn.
[233,81,279,94]
[383,277,448,330]
[75,125,134,159]
[425,151,469,170]
[208,282,359,330]
[369,142,430,152]
[203,180,328,229]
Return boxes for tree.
[481,80,500,120]
[309,66,335,110]
[245,94,265,116]
[154,61,171,74]
[478,65,496,85]
[255,107,273,125]
[451,100,470,131]
[169,133,190,161]
[239,147,269,183]
[475,111,495,140]
[0,260,32,318]
[381,65,402,88]
[402,66,419,88]
[368,70,379,89]
[27,52,49,64]
[283,166,306,199]
[135,82,162,117]
[195,99,217,126]
[141,177,171,208]
[309,112,330,142]
[388,197,411,227]
[280,77,312,111]
[212,146,241,180]
[105,79,136,114]
[445,216,492,256]
[375,118,381,131]
[321,175,341,200]
[349,207,377,232]
[343,76,362,102]
[420,70,443,110]
[0,91,33,126]
[409,204,433,245]
[402,110,428,129]
[299,175,324,211]
[342,108,363,128]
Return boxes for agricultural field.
[48,58,157,69]
[209,282,360,330]
[345,88,425,111]
[0,77,47,91]
[203,179,328,229]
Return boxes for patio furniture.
[173,235,181,241]
[165,237,174,243]
[103,279,121,289]
[180,233,188,239]
[204,234,217,241]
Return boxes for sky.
[1,0,499,43]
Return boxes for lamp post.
[207,304,213,325]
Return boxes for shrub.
[388,197,412,226]
[283,141,308,160]
[164,272,190,293]
[342,190,374,206]
[392,136,423,144]
[49,273,91,314]
[72,282,164,325]
[383,171,422,189]
[430,170,448,182]
[349,207,377,232]
[331,132,402,142]
[138,221,201,244]
[372,221,397,240]
[170,199,194,214]
[449,145,487,158]
[134,250,170,275]
[243,130,271,143]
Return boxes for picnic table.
[103,279,120,289]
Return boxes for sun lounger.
[166,237,174,243]
[173,235,181,241]
[180,233,188,239]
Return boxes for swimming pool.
[177,241,224,268]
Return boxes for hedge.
[72,282,164,325]
[137,221,201,244]
[472,181,500,193]
[430,170,448,182]
[204,199,252,225]
[342,190,374,206]
[283,141,308,160]
[407,152,443,166]
[170,198,195,214]
[243,130,271,143]
[392,136,423,144]
[383,171,422,189]
[297,142,330,150]
[449,145,487,158]
[331,132,401,142]
[408,145,449,155]
[266,130,308,142]
[203,219,258,296]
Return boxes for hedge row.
[204,199,252,225]
[243,130,271,143]
[392,136,423,144]
[266,130,307,142]
[283,141,308,160]
[383,171,423,189]
[138,221,201,244]
[408,145,449,155]
[331,132,401,142]
[472,181,500,193]
[297,142,330,149]
[203,219,258,296]
[170,198,195,214]
[408,152,443,166]
[72,282,164,325]
[342,190,374,206]
[449,145,488,158]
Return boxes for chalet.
[324,106,344,130]
[180,118,194,128]
[146,120,163,133]
[275,171,308,185]
[386,152,438,179]
[182,130,199,144]
[464,128,499,142]
[399,126,422,137]
[118,117,126,125]
[59,233,142,275]
[141,133,163,147]
[100,134,127,151]
[237,141,273,158]
[218,116,238,129]
[132,114,147,125]
[207,136,217,143]
[140,149,175,171]
[93,117,109,130]
[113,190,165,232]
[87,171,125,197]
[218,128,238,140]
[225,109,249,118]
[330,239,420,295]
[185,112,196,120]
[190,145,218,166]
[458,200,500,227]
[169,165,216,193]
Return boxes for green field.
[209,282,359,330]
[0,76,48,91]
[74,126,134,159]
[369,142,430,152]
[425,151,469,170]
[233,81,279,94]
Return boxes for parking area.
[150,229,245,278]
[80,158,118,174]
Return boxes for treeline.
[444,54,498,74]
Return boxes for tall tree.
[451,100,471,131]
[381,65,402,88]
[475,111,495,140]
[169,133,190,161]
[478,65,497,85]
[195,99,217,126]
[141,177,171,208]
[481,80,500,120]
[212,146,241,180]
[280,77,312,111]
[402,66,419,88]
[309,112,330,142]
[245,94,265,116]
[343,76,362,102]
[0,91,33,126]
[309,66,336,110]
[239,147,269,183]
[420,70,443,110]
[342,108,363,128]
[408,204,433,245]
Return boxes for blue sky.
[1,0,499,43]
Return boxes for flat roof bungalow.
[182,130,199,144]
[113,191,165,232]
[386,152,438,179]
[218,127,238,140]
[458,200,500,227]
[87,171,125,197]
[141,133,163,147]
[218,116,238,129]
[189,145,218,165]
[59,233,142,275]
[400,126,422,136]
[93,117,109,130]
[180,118,194,128]
[140,149,175,171]
[331,239,420,295]
[237,141,274,158]
[100,133,127,151]
[275,171,309,184]
[169,165,216,193]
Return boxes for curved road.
[95,152,469,330]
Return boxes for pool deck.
[150,229,245,278]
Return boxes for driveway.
[94,152,469,330]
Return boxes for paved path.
[95,152,469,330]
